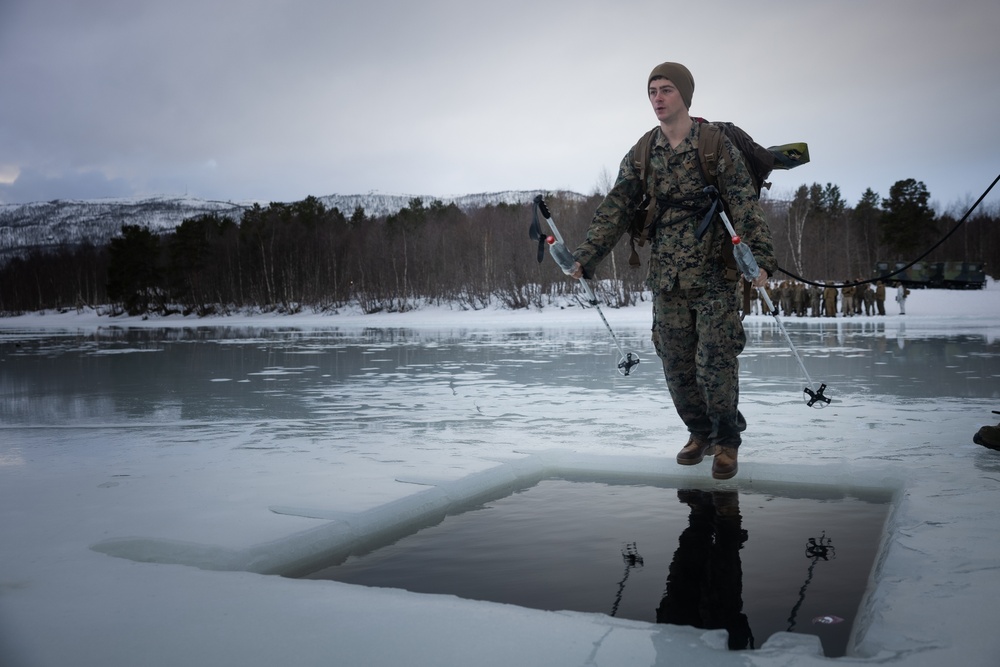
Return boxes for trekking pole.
[610,542,644,617]
[786,532,837,631]
[703,187,830,407]
[530,195,640,376]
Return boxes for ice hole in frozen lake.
[292,473,891,659]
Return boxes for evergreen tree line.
[0,179,996,316]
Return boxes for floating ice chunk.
[812,615,845,625]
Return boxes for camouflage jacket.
[574,122,776,292]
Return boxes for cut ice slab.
[91,450,900,659]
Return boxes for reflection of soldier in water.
[657,489,754,651]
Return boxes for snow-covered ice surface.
[2,283,1000,666]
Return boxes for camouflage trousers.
[651,281,746,448]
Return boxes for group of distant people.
[741,279,911,317]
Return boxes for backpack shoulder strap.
[631,127,656,192]
[627,127,658,267]
[694,119,726,191]
[697,120,744,286]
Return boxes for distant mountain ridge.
[0,190,587,255]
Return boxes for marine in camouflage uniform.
[796,282,809,316]
[809,284,822,317]
[862,283,875,315]
[841,284,854,317]
[771,282,785,315]
[823,283,838,317]
[781,281,794,316]
[570,62,776,480]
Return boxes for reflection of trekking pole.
[610,542,644,617]
[530,195,640,376]
[703,187,831,408]
[786,532,836,632]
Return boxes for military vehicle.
[873,261,986,289]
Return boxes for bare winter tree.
[785,185,813,277]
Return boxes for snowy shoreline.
[2,280,999,334]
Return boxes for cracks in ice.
[583,626,616,665]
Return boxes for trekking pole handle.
[703,186,763,283]
[703,186,776,312]
[533,195,566,245]
[534,195,561,242]
[534,194,552,220]
[732,234,762,283]
[726,233,776,314]
[715,206,761,283]
[533,195,590,294]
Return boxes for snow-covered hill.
[0,196,247,255]
[316,190,578,219]
[0,190,586,256]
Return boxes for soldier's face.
[648,78,685,123]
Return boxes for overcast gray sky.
[1,0,998,211]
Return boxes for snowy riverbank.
[3,279,1000,333]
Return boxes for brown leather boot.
[712,446,739,480]
[676,435,714,465]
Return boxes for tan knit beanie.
[647,62,694,109]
